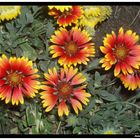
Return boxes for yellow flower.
[0,6,21,21]
[78,6,112,28]
[48,6,72,12]
[103,130,116,134]
[84,6,101,17]
[101,127,119,135]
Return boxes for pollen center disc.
[7,71,23,87]
[65,42,78,57]
[114,44,129,60]
[57,81,73,98]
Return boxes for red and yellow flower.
[100,27,140,77]
[119,70,140,90]
[0,55,40,105]
[48,6,83,27]
[40,66,91,117]
[50,27,95,67]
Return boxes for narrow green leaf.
[20,43,37,61]
[99,90,118,101]
[26,107,36,126]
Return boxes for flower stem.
[56,121,61,134]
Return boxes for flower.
[98,125,120,135]
[100,27,140,77]
[119,70,140,90]
[48,6,83,27]
[40,66,91,117]
[77,6,112,28]
[0,55,40,105]
[102,128,116,134]
[48,6,72,12]
[0,6,21,21]
[50,27,95,67]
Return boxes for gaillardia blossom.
[50,27,95,67]
[100,27,140,77]
[119,70,140,90]
[0,55,40,105]
[40,67,91,117]
[48,6,83,27]
[0,6,21,21]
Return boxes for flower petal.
[58,100,69,117]
[70,98,82,114]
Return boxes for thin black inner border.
[0,2,140,138]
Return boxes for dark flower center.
[65,41,78,57]
[113,44,129,61]
[57,81,73,98]
[6,71,23,87]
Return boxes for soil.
[95,6,140,47]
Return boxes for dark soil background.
[95,6,140,46]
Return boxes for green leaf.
[15,47,23,57]
[10,127,19,134]
[38,60,50,72]
[116,104,123,111]
[20,42,37,61]
[31,126,38,134]
[31,38,44,48]
[98,90,118,101]
[26,13,34,24]
[42,119,52,134]
[91,71,106,88]
[26,106,36,126]
[6,23,15,33]
[114,86,122,101]
[79,97,96,117]
[46,20,56,38]
[66,115,78,127]
[94,71,106,88]
[32,6,40,14]
[17,7,28,27]
[0,45,2,54]
[73,127,81,134]
[84,58,100,72]
[95,71,106,82]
